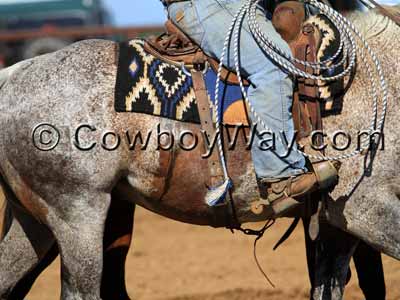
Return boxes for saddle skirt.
[115,39,250,126]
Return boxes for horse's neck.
[324,11,400,198]
[332,11,400,132]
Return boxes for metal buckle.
[181,61,209,76]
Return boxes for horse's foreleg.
[312,222,359,300]
[303,218,352,300]
[0,207,54,299]
[101,189,135,300]
[353,241,386,300]
[302,217,316,297]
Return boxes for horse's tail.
[0,66,10,239]
[0,61,30,239]
[0,68,10,90]
[0,59,33,90]
[0,64,16,89]
[0,169,14,239]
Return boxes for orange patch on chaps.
[1,159,49,224]
[14,177,49,224]
[106,234,132,251]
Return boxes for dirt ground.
[0,206,390,300]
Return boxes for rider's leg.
[168,0,307,180]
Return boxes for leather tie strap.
[290,23,320,140]
[191,68,225,188]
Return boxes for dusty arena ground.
[1,202,399,299]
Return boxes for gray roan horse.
[0,8,399,300]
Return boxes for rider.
[160,0,337,207]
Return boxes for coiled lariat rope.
[209,0,388,203]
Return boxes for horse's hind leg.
[49,191,111,300]
[0,207,55,299]
[6,190,135,300]
[101,190,135,300]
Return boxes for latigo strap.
[191,67,225,188]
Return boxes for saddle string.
[212,0,388,192]
[272,217,301,251]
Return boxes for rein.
[226,190,277,287]
[235,219,277,288]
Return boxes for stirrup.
[250,143,340,217]
[251,172,319,216]
[298,136,341,190]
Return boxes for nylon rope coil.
[212,0,389,182]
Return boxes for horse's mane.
[346,6,400,113]
[348,5,400,40]
[380,4,400,19]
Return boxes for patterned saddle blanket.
[114,14,343,125]
[115,39,250,125]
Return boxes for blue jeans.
[168,0,307,179]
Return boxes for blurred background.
[0,0,167,67]
[0,0,399,68]
[0,1,399,299]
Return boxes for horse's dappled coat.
[0,8,399,300]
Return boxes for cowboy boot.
[251,140,340,217]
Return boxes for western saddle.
[144,1,338,222]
